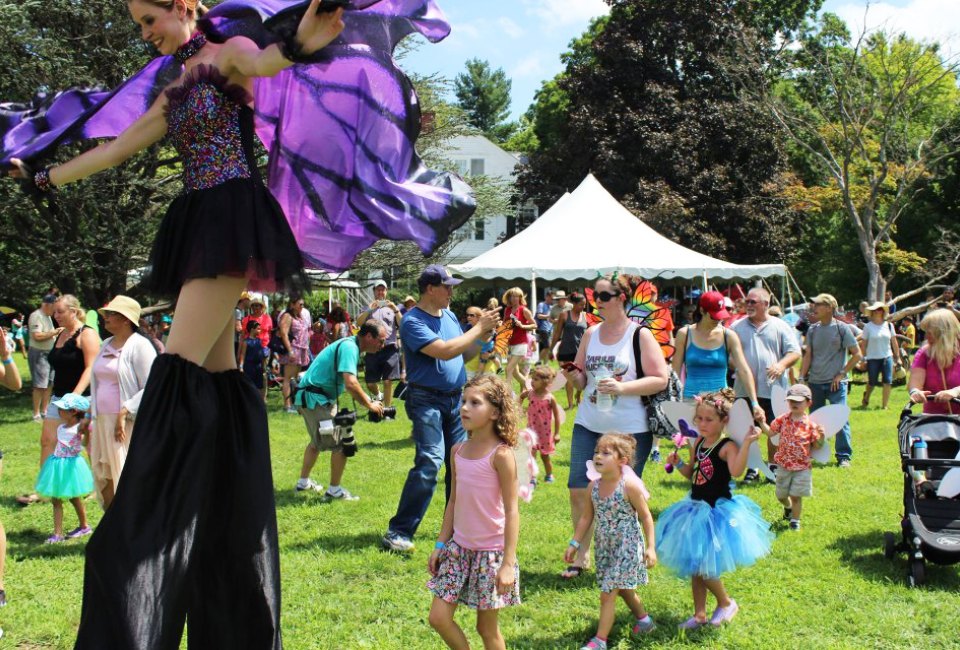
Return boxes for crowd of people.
[3,268,960,646]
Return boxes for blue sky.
[400,0,960,122]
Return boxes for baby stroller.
[883,402,960,587]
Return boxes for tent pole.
[702,271,708,292]
[531,272,538,311]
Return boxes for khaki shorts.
[775,468,813,499]
[298,403,348,452]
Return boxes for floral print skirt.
[427,540,521,610]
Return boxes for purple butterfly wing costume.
[1,0,474,276]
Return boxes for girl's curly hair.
[694,387,737,419]
[529,364,556,384]
[595,433,637,463]
[463,375,519,447]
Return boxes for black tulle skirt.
[142,177,310,298]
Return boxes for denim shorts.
[866,357,893,386]
[568,423,653,489]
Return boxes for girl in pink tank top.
[427,375,522,648]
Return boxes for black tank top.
[690,438,733,506]
[48,326,91,396]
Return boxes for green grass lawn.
[0,355,957,649]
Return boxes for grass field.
[0,355,958,649]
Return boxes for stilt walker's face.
[128,0,193,57]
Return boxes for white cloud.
[498,17,525,39]
[511,54,545,78]
[522,0,609,30]
[831,1,960,58]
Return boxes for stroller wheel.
[908,559,925,588]
[883,532,897,559]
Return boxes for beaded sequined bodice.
[164,65,255,191]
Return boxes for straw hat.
[866,301,889,314]
[98,295,142,327]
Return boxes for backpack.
[632,326,682,439]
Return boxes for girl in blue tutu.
[657,388,773,630]
[35,393,95,544]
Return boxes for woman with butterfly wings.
[558,273,670,580]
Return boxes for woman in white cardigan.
[89,296,157,508]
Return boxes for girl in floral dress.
[427,375,521,650]
[565,434,657,650]
[521,365,562,482]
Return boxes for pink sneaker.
[678,616,707,630]
[710,600,739,626]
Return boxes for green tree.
[516,0,809,264]
[0,0,178,309]
[757,14,960,300]
[453,58,515,142]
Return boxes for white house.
[443,134,538,264]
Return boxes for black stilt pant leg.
[75,354,219,649]
[186,368,282,649]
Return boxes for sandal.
[16,494,39,506]
[560,565,585,579]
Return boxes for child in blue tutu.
[566,434,657,650]
[35,393,94,544]
[657,388,774,630]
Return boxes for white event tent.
[451,174,786,290]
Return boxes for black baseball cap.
[42,294,57,304]
[418,264,462,290]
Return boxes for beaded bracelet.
[34,168,53,192]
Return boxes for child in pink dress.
[521,365,562,483]
[428,375,521,649]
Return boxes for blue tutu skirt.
[655,494,774,579]
[35,456,94,499]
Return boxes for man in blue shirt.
[294,322,386,501]
[381,265,500,552]
[535,290,554,364]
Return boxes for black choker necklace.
[174,32,206,64]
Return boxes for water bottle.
[911,436,928,482]
[594,367,614,412]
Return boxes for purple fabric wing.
[1,0,474,272]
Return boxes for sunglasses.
[596,291,621,302]
[744,299,766,306]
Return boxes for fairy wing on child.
[727,398,776,481]
[769,385,850,464]
[515,428,538,502]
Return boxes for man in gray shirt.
[732,288,801,479]
[28,295,62,421]
[799,293,862,467]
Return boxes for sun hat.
[699,291,731,320]
[402,295,416,305]
[98,295,142,327]
[249,293,265,306]
[786,384,812,402]
[810,293,838,311]
[866,301,889,314]
[51,393,91,412]
[553,290,567,299]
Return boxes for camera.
[369,406,397,423]
[339,427,357,457]
[334,408,357,428]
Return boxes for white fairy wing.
[662,401,696,432]
[809,405,850,464]
[516,428,539,503]
[937,468,960,499]
[771,385,789,419]
[549,373,567,392]
[728,398,774,479]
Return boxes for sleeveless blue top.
[682,331,728,399]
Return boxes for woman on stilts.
[5,0,473,647]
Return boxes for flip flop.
[560,565,584,579]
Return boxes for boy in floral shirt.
[759,384,824,531]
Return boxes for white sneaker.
[324,488,359,501]
[295,478,324,493]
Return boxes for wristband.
[751,400,760,408]
[909,388,922,396]
[568,539,580,549]
[34,167,53,192]
[675,459,685,469]
[435,541,446,550]
[1,357,12,365]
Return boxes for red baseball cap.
[699,291,731,320]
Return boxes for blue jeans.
[809,381,852,462]
[388,387,466,539]
[567,424,654,488]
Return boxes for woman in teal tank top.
[672,291,761,409]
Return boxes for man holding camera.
[294,321,387,500]
[357,279,402,411]
[381,265,500,552]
